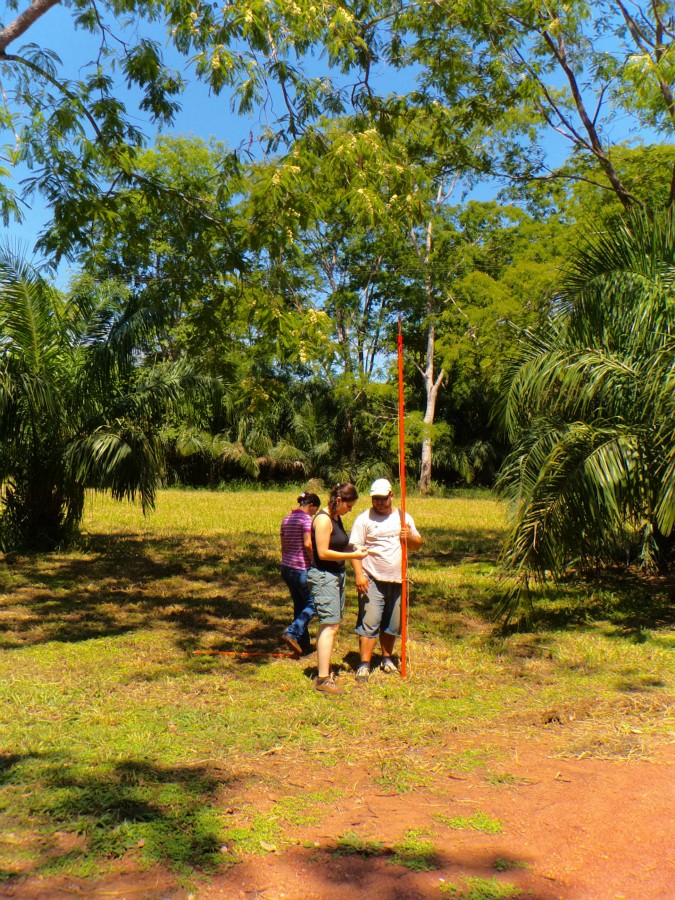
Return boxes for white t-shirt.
[349,508,420,583]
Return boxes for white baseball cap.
[370,478,393,496]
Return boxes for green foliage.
[4,0,674,501]
[567,145,675,223]
[1,0,674,255]
[0,250,205,549]
[497,207,675,618]
[161,0,675,207]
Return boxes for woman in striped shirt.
[280,491,322,655]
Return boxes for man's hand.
[399,524,422,551]
[355,573,370,595]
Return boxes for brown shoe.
[282,632,302,655]
[314,674,345,695]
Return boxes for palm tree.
[496,208,675,617]
[0,250,204,550]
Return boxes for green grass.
[493,858,529,872]
[435,812,504,834]
[0,487,672,885]
[334,830,384,857]
[440,875,521,898]
[389,829,437,871]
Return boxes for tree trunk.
[412,191,448,495]
[419,436,433,495]
[418,318,444,494]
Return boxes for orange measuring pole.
[397,316,408,678]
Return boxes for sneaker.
[380,657,398,674]
[282,632,302,655]
[314,673,345,695]
[355,663,371,684]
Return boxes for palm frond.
[497,207,675,618]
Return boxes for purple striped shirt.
[280,508,312,569]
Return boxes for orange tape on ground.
[194,649,300,659]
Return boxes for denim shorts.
[355,577,401,638]
[308,567,345,625]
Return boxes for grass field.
[0,488,672,887]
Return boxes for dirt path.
[3,739,672,900]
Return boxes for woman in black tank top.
[311,509,350,574]
[308,483,368,696]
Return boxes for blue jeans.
[281,565,316,652]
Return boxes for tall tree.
[80,135,245,358]
[166,0,675,204]
[78,134,338,482]
[241,124,413,476]
[78,134,332,377]
[243,118,573,490]
[0,1,192,254]
[496,207,675,620]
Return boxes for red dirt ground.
[2,738,672,900]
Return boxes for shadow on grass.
[413,525,673,638]
[0,522,509,658]
[0,754,238,881]
[1,522,672,658]
[0,532,291,659]
[0,753,24,783]
[418,525,505,567]
[496,571,675,637]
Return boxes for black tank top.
[311,510,350,574]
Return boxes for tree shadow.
[496,570,675,637]
[411,525,673,638]
[0,750,47,787]
[230,841,549,900]
[0,753,243,883]
[418,525,505,567]
[1,520,671,662]
[0,532,292,660]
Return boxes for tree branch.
[0,52,103,141]
[0,0,61,55]
[510,45,594,153]
[541,27,634,208]
[616,0,675,131]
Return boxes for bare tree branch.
[541,27,635,208]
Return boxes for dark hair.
[297,491,321,507]
[328,482,358,513]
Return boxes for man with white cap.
[349,477,422,682]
